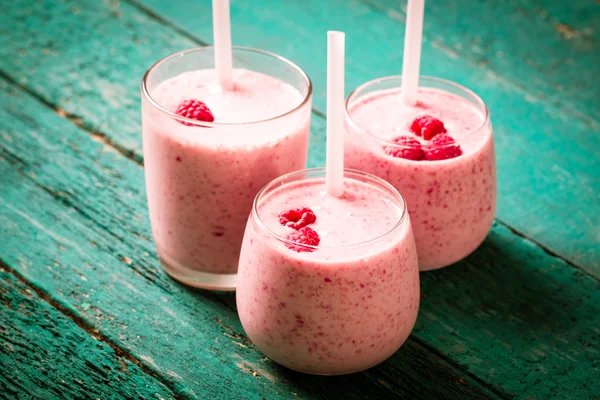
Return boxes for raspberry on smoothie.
[410,115,446,140]
[286,226,320,252]
[384,136,425,160]
[175,99,215,125]
[279,207,317,229]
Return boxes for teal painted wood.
[2,76,599,398]
[1,0,597,274]
[361,0,600,123]
[134,0,600,274]
[0,0,596,396]
[0,268,177,400]
[0,82,500,399]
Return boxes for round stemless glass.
[141,47,312,290]
[236,168,420,375]
[345,76,496,271]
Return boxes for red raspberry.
[175,99,214,126]
[279,207,316,229]
[410,115,447,140]
[384,136,425,161]
[424,134,463,160]
[286,227,320,252]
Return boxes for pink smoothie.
[237,171,420,375]
[345,83,496,270]
[142,68,311,285]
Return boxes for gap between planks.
[408,335,507,400]
[0,259,194,400]
[0,70,143,166]
[1,1,595,396]
[495,219,598,283]
[1,140,241,308]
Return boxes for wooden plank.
[0,82,499,399]
[0,268,177,400]
[3,76,599,398]
[1,0,597,273]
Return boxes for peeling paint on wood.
[0,268,176,399]
[1,0,599,398]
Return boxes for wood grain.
[1,0,596,274]
[1,0,599,398]
[3,71,599,398]
[0,268,177,400]
[0,81,499,399]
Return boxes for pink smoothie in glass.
[142,68,311,287]
[237,169,420,375]
[345,78,496,271]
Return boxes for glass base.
[418,233,488,271]
[159,252,237,291]
[278,360,382,376]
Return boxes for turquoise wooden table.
[1,0,598,398]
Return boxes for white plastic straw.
[400,0,425,105]
[212,0,233,90]
[326,31,345,198]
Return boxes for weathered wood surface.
[0,81,500,399]
[2,77,599,398]
[0,268,176,400]
[1,0,597,275]
[1,0,599,398]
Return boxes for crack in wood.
[0,260,193,400]
[1,143,174,292]
[495,219,599,283]
[0,70,143,166]
[409,336,508,399]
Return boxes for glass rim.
[141,46,313,127]
[345,75,490,149]
[251,167,409,251]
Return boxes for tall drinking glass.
[142,47,312,289]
